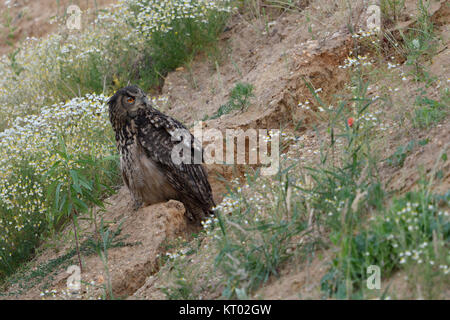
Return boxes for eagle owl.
[108,85,215,221]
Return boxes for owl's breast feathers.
[117,107,215,217]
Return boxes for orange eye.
[127,97,135,103]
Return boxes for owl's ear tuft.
[107,93,119,108]
[126,89,138,97]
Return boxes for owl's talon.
[132,200,142,211]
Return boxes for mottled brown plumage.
[108,85,215,221]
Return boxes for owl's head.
[108,85,150,127]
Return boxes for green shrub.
[386,139,428,168]
[0,94,119,280]
[213,166,309,299]
[209,82,254,119]
[380,0,405,23]
[401,0,439,81]
[322,187,449,299]
[412,89,449,128]
[0,0,232,128]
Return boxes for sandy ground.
[1,0,448,299]
[0,0,117,56]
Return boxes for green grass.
[211,44,447,299]
[214,168,309,299]
[0,99,120,280]
[412,89,449,128]
[380,0,405,23]
[321,184,449,299]
[143,10,229,89]
[160,267,198,300]
[204,68,380,299]
[237,0,306,34]
[386,139,429,168]
[400,0,439,82]
[0,222,134,296]
[207,82,255,120]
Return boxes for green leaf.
[69,170,80,192]
[54,182,64,211]
[77,174,93,191]
[73,198,89,212]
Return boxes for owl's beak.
[128,109,138,118]
[141,96,150,107]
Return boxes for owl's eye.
[127,97,135,104]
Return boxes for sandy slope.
[1,0,448,299]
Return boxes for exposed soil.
[1,0,449,300]
[0,0,116,56]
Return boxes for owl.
[108,85,215,221]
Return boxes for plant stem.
[72,213,83,272]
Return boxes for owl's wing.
[134,107,215,214]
